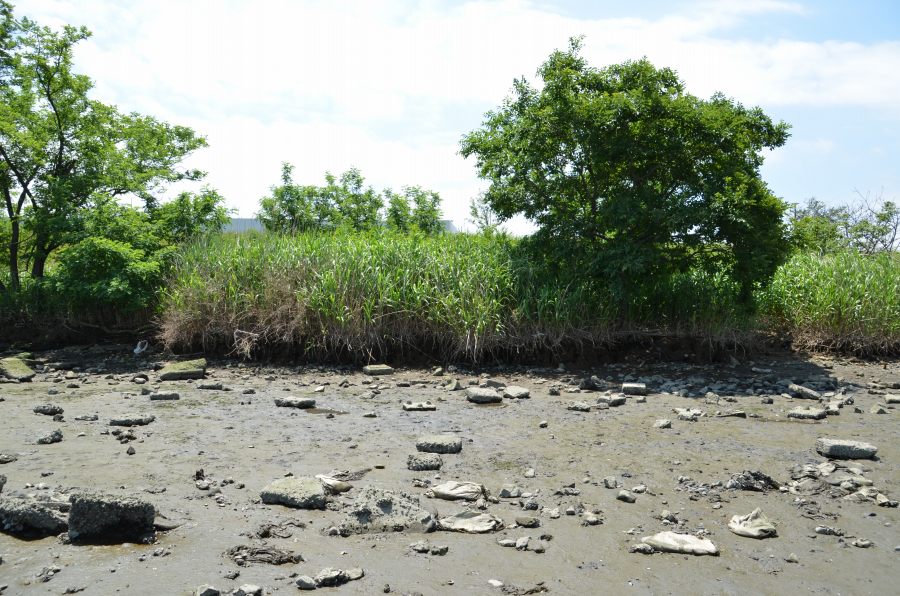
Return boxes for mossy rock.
[158,358,207,381]
[0,357,35,381]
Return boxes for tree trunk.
[31,245,48,280]
[8,216,20,292]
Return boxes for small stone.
[488,579,504,588]
[466,387,501,404]
[126,446,136,456]
[654,419,672,429]
[617,490,637,503]
[516,516,539,528]
[294,576,316,590]
[196,585,221,596]
[567,401,591,412]
[149,391,179,401]
[36,429,63,444]
[274,397,316,409]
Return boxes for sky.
[13,0,900,232]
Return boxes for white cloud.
[12,0,900,231]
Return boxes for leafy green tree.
[333,167,382,232]
[408,185,443,235]
[152,187,230,243]
[384,188,411,232]
[468,191,498,233]
[460,39,791,303]
[258,163,320,233]
[0,4,206,291]
[788,198,848,255]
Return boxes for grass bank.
[158,231,754,362]
[760,251,900,356]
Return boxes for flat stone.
[416,435,462,454]
[815,438,878,460]
[158,358,207,381]
[362,364,394,376]
[274,397,316,409]
[503,386,531,399]
[788,406,826,420]
[149,391,180,401]
[68,491,155,543]
[198,382,223,390]
[0,357,34,381]
[466,387,501,404]
[654,419,672,429]
[597,395,626,407]
[622,382,647,395]
[260,477,327,509]
[109,415,155,427]
[338,487,436,535]
[407,453,443,471]
[567,401,592,412]
[196,585,221,596]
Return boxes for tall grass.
[159,230,753,361]
[760,251,900,355]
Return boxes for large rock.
[641,531,718,555]
[0,496,68,537]
[68,492,155,543]
[466,387,501,404]
[416,435,462,454]
[0,356,35,381]
[339,487,436,535]
[815,438,878,460]
[158,358,207,381]
[260,477,327,509]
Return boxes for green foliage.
[788,196,900,255]
[152,187,230,243]
[385,188,411,232]
[0,4,206,290]
[52,237,165,311]
[460,38,791,302]
[468,192,498,233]
[760,251,900,355]
[407,186,443,234]
[258,163,322,233]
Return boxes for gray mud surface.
[0,346,898,595]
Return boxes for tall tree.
[407,185,443,235]
[460,38,791,302]
[0,4,206,290]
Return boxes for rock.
[488,579,504,588]
[196,586,221,596]
[314,568,349,587]
[198,382,223,390]
[407,453,443,471]
[516,516,539,528]
[725,470,781,491]
[403,401,436,411]
[339,487,436,535]
[602,476,619,489]
[870,404,888,414]
[68,492,155,543]
[109,415,155,427]
[616,490,636,503]
[728,508,777,538]
[466,387,501,404]
[654,419,672,429]
[294,576,316,590]
[158,358,207,381]
[225,544,302,565]
[232,585,262,596]
[852,539,873,548]
[788,383,821,400]
[0,496,68,537]
[0,453,16,464]
[315,475,353,494]
[641,531,718,556]
[515,536,530,550]
[416,435,462,454]
[597,395,626,407]
[260,477,327,509]
[567,401,592,412]
[787,406,826,420]
[274,397,316,409]
[363,364,394,376]
[498,485,522,498]
[149,391,180,401]
[346,568,364,581]
[503,386,530,399]
[438,510,502,533]
[673,407,704,421]
[37,429,63,444]
[0,474,4,493]
[815,438,878,460]
[427,481,485,501]
[0,356,34,381]
[33,404,64,416]
[885,394,900,404]
[622,382,647,395]
[629,543,655,554]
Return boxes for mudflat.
[0,345,897,595]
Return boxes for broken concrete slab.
[362,364,394,376]
[815,438,878,460]
[274,397,316,409]
[109,415,155,427]
[158,358,207,381]
[408,453,443,471]
[338,487,436,535]
[260,477,327,509]
[68,492,155,543]
[788,383,822,400]
[0,356,34,381]
[788,406,827,420]
[466,387,501,404]
[416,435,462,454]
[149,391,180,401]
[0,496,68,537]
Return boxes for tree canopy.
[0,2,207,292]
[460,39,791,302]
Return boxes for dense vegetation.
[1,6,898,359]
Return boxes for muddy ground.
[0,345,898,595]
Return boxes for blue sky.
[15,0,900,231]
